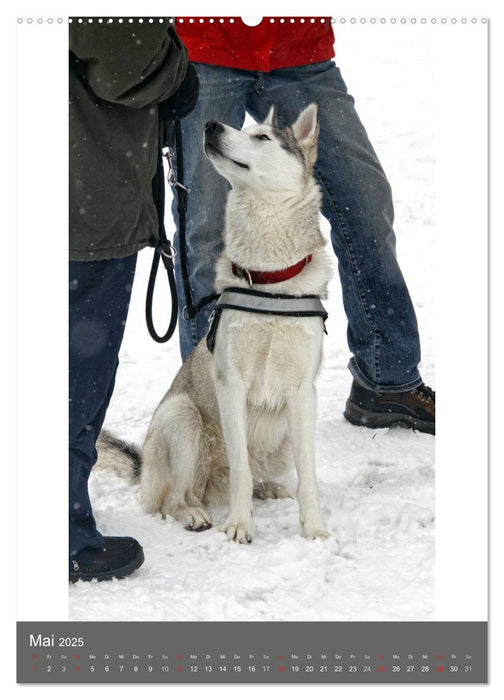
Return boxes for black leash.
[172,119,219,322]
[145,123,179,343]
[145,237,178,343]
[146,119,218,343]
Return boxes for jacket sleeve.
[69,18,188,108]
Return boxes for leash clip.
[162,146,190,193]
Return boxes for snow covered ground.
[69,26,436,622]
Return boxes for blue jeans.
[69,255,137,559]
[173,60,422,392]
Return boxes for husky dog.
[99,103,331,543]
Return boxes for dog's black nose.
[205,120,224,134]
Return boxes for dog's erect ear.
[291,103,319,169]
[263,105,278,128]
[291,103,319,144]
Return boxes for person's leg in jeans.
[69,255,137,563]
[172,61,433,430]
[245,60,422,392]
[173,63,254,361]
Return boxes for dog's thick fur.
[98,103,332,543]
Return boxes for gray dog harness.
[206,287,328,353]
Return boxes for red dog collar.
[231,255,313,286]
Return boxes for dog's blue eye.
[256,134,271,141]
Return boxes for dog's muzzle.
[205,120,224,135]
[204,121,250,170]
[204,121,224,155]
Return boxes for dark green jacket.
[69,19,187,260]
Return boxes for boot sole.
[344,401,435,435]
[69,547,145,583]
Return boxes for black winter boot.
[344,380,435,435]
[70,537,144,583]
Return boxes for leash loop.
[145,124,181,344]
[159,242,177,260]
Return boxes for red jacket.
[177,17,334,72]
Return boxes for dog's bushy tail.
[95,429,142,481]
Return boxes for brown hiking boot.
[344,380,435,435]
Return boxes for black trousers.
[69,254,137,559]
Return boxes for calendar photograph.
[14,2,489,686]
[67,14,436,623]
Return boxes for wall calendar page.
[11,0,491,692]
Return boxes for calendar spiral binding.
[18,16,489,25]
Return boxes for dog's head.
[204,103,319,193]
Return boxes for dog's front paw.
[302,525,330,541]
[220,517,253,544]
